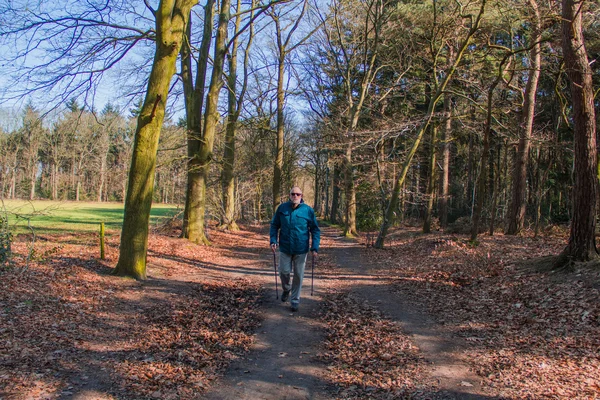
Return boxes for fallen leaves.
[2,224,599,399]
[374,229,600,399]
[0,228,265,399]
[317,291,436,399]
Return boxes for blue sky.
[0,0,319,129]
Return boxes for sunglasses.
[290,193,302,196]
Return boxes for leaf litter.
[1,224,599,399]
[365,228,600,399]
[317,289,438,399]
[1,228,264,399]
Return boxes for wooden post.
[100,222,105,260]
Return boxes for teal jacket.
[270,201,320,255]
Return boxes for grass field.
[1,200,181,234]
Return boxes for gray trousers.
[279,252,308,306]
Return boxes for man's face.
[289,189,303,205]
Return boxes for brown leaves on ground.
[2,222,600,399]
[318,291,436,399]
[367,228,600,399]
[0,228,264,400]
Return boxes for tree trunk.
[330,163,341,224]
[220,117,239,232]
[343,139,358,236]
[506,0,542,235]
[189,0,231,244]
[10,171,16,199]
[423,125,437,233]
[314,150,321,215]
[489,141,502,235]
[466,120,475,215]
[76,157,85,202]
[555,0,597,266]
[29,168,36,200]
[219,0,253,231]
[220,51,240,230]
[438,93,452,229]
[471,82,497,241]
[324,163,330,218]
[181,0,214,241]
[98,153,107,202]
[256,183,263,222]
[51,163,57,200]
[272,48,285,212]
[71,163,76,198]
[113,0,197,280]
[533,147,549,237]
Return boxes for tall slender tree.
[184,0,232,245]
[438,91,453,229]
[268,0,312,211]
[219,0,256,231]
[180,0,215,243]
[505,0,543,235]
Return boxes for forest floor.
[1,221,599,399]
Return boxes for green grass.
[0,200,181,234]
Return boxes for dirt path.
[203,227,492,399]
[324,234,489,399]
[202,242,333,399]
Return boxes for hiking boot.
[291,303,299,312]
[281,290,290,302]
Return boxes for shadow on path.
[203,287,334,400]
[202,227,499,400]
[325,233,494,399]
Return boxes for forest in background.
[0,0,599,275]
[0,100,300,223]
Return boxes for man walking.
[270,186,320,312]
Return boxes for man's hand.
[311,250,318,258]
[271,243,277,252]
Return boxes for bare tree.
[183,0,233,245]
[423,125,437,233]
[181,0,281,243]
[0,1,156,110]
[267,0,313,211]
[219,0,256,231]
[180,0,216,243]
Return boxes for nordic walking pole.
[272,246,279,299]
[311,252,315,296]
